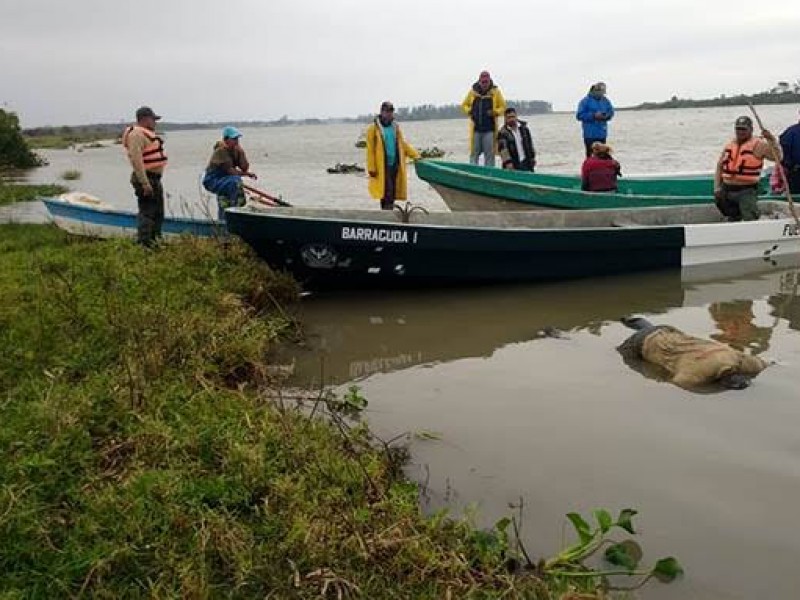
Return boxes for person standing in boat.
[497,107,536,172]
[366,101,420,210]
[575,82,614,157]
[779,110,800,193]
[713,116,781,221]
[461,70,506,167]
[122,106,168,246]
[581,142,621,192]
[202,126,257,221]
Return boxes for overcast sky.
[2,0,798,127]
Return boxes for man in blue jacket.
[575,82,614,157]
[779,110,800,193]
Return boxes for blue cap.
[222,126,242,139]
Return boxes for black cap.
[734,116,753,129]
[380,101,395,112]
[136,106,161,121]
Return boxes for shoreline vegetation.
[0,181,67,206]
[625,82,800,111]
[0,209,682,597]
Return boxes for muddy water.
[285,263,800,600]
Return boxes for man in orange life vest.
[713,116,781,222]
[122,106,168,245]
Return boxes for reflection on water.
[287,264,800,386]
[283,263,800,600]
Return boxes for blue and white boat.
[42,193,219,238]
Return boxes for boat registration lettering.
[782,224,800,237]
[342,227,413,244]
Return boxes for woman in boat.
[202,126,257,220]
[581,142,621,192]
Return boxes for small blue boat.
[42,194,219,238]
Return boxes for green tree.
[0,108,44,169]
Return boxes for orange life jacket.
[720,137,762,186]
[122,125,168,171]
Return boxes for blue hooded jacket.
[576,94,615,140]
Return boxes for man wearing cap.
[714,116,781,221]
[202,126,257,220]
[366,101,420,210]
[576,82,614,157]
[779,111,800,194]
[461,71,506,167]
[122,106,168,245]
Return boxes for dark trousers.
[584,137,606,157]
[715,184,759,222]
[787,166,800,194]
[381,163,398,210]
[131,171,165,245]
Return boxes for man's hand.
[142,182,153,197]
[368,171,377,178]
[503,163,513,170]
[247,172,257,180]
[713,188,724,202]
[594,112,606,120]
[762,129,776,143]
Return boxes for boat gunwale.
[416,160,780,203]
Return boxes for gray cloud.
[2,0,797,126]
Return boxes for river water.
[10,104,800,599]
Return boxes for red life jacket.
[582,156,619,192]
[721,137,762,186]
[122,125,168,171]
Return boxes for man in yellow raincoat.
[366,101,420,210]
[461,70,506,167]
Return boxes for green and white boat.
[415,160,773,211]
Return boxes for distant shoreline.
[621,91,800,111]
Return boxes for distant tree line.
[351,100,553,123]
[629,80,800,110]
[21,100,553,137]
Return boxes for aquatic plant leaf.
[652,557,684,583]
[566,512,593,545]
[616,508,638,534]
[604,540,643,570]
[594,509,613,534]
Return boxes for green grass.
[0,181,67,206]
[0,224,678,598]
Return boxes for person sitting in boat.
[617,316,769,390]
[581,142,621,192]
[713,116,781,222]
[497,107,536,172]
[202,126,257,220]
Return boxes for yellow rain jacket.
[460,83,506,152]
[366,119,420,201]
[641,326,768,388]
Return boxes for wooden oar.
[747,102,799,226]
[242,182,292,207]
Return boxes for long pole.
[242,183,292,207]
[747,102,799,226]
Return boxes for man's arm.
[754,134,782,162]
[575,97,593,123]
[126,133,150,189]
[460,90,474,117]
[366,125,377,177]
[497,133,513,169]
[605,99,615,121]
